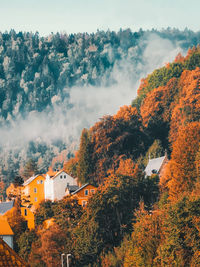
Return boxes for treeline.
[9,46,200,266]
[1,28,200,121]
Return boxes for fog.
[0,34,185,150]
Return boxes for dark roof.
[71,183,89,195]
[0,201,14,215]
[66,185,79,194]
[0,237,29,266]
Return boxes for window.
[82,200,87,207]
[91,189,95,194]
[40,180,43,184]
[34,188,37,193]
[84,189,89,196]
[60,175,63,179]
[67,182,69,187]
[24,209,27,216]
[37,180,40,184]
[35,197,37,202]
[64,175,66,179]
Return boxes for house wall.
[73,184,97,207]
[21,175,45,229]
[53,171,77,201]
[0,235,13,249]
[44,175,54,201]
[21,206,35,229]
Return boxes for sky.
[0,0,200,36]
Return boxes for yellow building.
[21,174,45,229]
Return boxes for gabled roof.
[72,183,89,195]
[0,237,29,266]
[144,155,166,177]
[0,216,13,235]
[47,170,74,180]
[66,185,79,194]
[23,174,44,186]
[0,201,14,215]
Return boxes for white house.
[144,154,168,177]
[44,170,77,201]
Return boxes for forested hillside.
[1,28,200,187]
[9,45,200,266]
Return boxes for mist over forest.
[0,28,200,184]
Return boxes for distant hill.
[1,28,200,186]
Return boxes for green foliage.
[13,175,24,186]
[139,139,164,169]
[17,230,37,261]
[77,128,93,184]
[157,196,200,266]
[72,166,159,266]
[53,197,83,230]
[35,200,54,226]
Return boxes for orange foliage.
[140,77,178,127]
[174,52,185,63]
[113,105,139,122]
[63,151,79,177]
[29,224,66,266]
[160,122,200,200]
[124,203,162,267]
[116,158,135,177]
[169,68,200,143]
[137,78,148,96]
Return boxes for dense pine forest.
[3,27,200,265]
[1,28,200,189]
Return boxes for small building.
[71,184,97,207]
[0,200,15,215]
[0,216,14,249]
[0,237,29,266]
[44,170,77,202]
[21,174,45,229]
[144,154,168,177]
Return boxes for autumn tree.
[124,203,162,267]
[72,164,150,266]
[89,107,148,182]
[169,68,200,143]
[160,122,200,200]
[156,196,200,266]
[63,151,79,177]
[29,224,67,267]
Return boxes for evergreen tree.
[77,128,93,184]
[23,159,39,179]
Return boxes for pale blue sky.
[0,0,200,36]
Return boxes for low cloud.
[0,33,185,151]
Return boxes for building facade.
[44,170,77,201]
